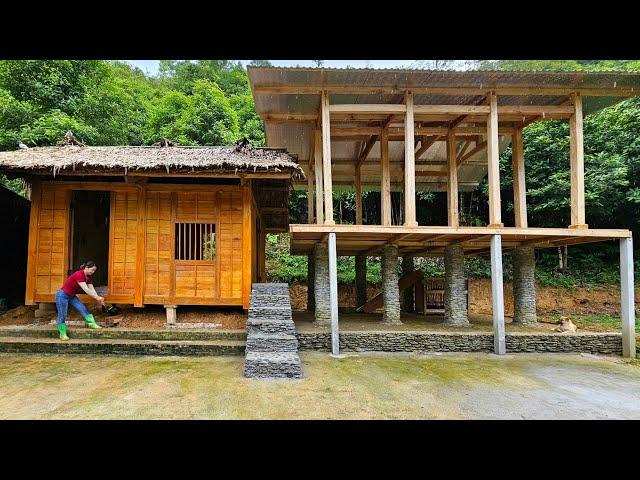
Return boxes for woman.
[55,261,105,340]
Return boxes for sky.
[125,60,468,76]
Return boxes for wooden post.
[328,232,340,355]
[569,92,588,229]
[490,234,506,355]
[314,129,324,225]
[487,92,503,227]
[620,237,636,358]
[381,128,391,226]
[355,163,363,225]
[447,130,459,227]
[25,179,41,305]
[134,184,146,307]
[307,161,314,224]
[512,128,528,228]
[404,92,418,226]
[321,92,335,225]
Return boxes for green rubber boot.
[58,323,69,341]
[84,314,102,329]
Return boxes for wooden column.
[447,130,459,227]
[620,237,636,358]
[381,128,391,226]
[512,128,528,228]
[321,92,335,225]
[404,92,418,226]
[134,184,146,307]
[314,129,324,224]
[328,232,340,356]
[490,234,506,355]
[307,161,314,224]
[569,92,587,229]
[487,92,503,227]
[25,179,41,305]
[355,163,362,225]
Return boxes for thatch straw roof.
[0,142,303,179]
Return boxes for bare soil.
[0,305,38,326]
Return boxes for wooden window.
[174,223,216,261]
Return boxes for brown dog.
[553,316,577,333]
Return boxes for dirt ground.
[0,352,637,419]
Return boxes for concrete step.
[243,351,303,379]
[0,336,246,356]
[0,326,247,342]
[245,333,298,353]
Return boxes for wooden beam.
[307,160,314,224]
[329,104,406,114]
[404,92,418,227]
[512,128,528,228]
[457,141,487,167]
[415,135,439,159]
[24,179,41,305]
[487,92,503,227]
[314,129,324,224]
[381,127,391,226]
[356,135,378,168]
[447,131,459,227]
[321,92,335,225]
[569,92,587,229]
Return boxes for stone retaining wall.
[296,331,622,355]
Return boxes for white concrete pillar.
[620,237,636,358]
[164,305,177,325]
[328,233,339,355]
[490,235,506,355]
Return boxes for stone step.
[247,321,296,335]
[248,306,293,321]
[243,351,303,379]
[249,296,291,308]
[0,326,247,342]
[245,333,298,353]
[0,337,246,356]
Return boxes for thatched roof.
[0,142,303,179]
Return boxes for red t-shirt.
[61,269,93,296]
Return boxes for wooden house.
[0,139,302,311]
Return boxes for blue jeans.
[55,290,90,325]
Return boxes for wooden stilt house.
[0,137,302,310]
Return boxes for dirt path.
[0,352,638,419]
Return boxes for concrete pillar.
[620,237,636,358]
[164,305,177,325]
[444,245,469,326]
[491,235,506,355]
[401,255,415,312]
[307,253,315,311]
[313,242,331,327]
[328,233,340,355]
[512,247,537,325]
[381,244,402,325]
[355,255,367,309]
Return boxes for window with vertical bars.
[174,223,216,260]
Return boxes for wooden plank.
[25,180,41,305]
[404,92,418,227]
[487,92,502,227]
[321,92,335,225]
[242,186,252,309]
[329,104,407,114]
[314,129,324,224]
[569,92,587,228]
[512,128,528,228]
[307,160,314,224]
[620,237,636,358]
[134,185,146,307]
[447,131,459,227]
[490,234,506,355]
[380,128,391,226]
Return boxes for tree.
[248,60,273,67]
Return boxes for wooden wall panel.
[144,191,172,300]
[34,185,69,296]
[109,191,138,297]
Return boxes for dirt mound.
[0,305,37,326]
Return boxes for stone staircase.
[243,283,303,379]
